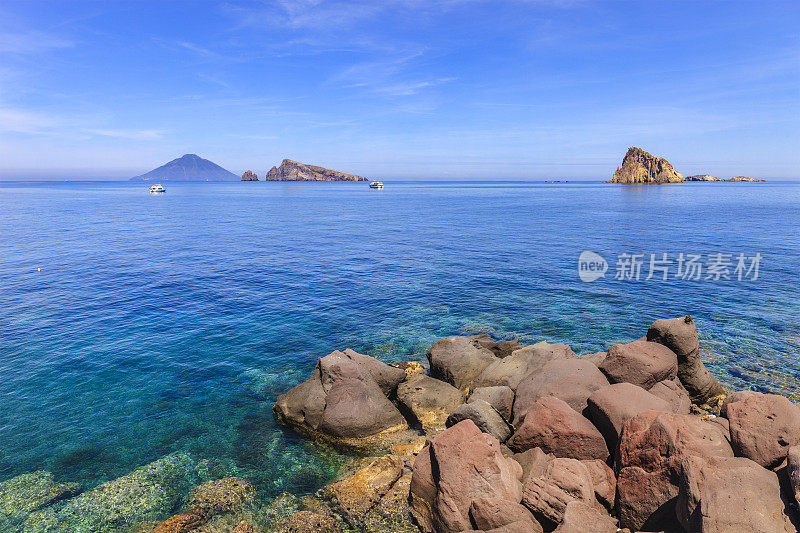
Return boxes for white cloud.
[0,31,73,54]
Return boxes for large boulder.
[409,420,523,533]
[648,378,691,414]
[511,447,552,486]
[475,341,576,390]
[469,497,543,532]
[598,340,677,390]
[720,390,760,417]
[273,351,409,448]
[553,501,617,533]
[616,410,733,531]
[507,397,609,461]
[580,460,616,512]
[788,446,800,506]
[446,400,513,442]
[513,359,608,425]
[397,373,465,433]
[647,315,726,403]
[724,392,800,468]
[521,457,597,528]
[585,383,671,451]
[468,386,514,421]
[427,335,514,392]
[676,455,796,532]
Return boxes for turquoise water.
[1,180,799,503]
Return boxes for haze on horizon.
[0,0,798,181]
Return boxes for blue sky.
[0,0,798,180]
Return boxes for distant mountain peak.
[130,154,238,181]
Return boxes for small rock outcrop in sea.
[241,170,259,181]
[685,174,722,181]
[728,175,765,182]
[271,314,800,533]
[611,147,684,183]
[264,159,369,181]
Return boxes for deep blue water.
[1,180,799,499]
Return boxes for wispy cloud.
[0,30,73,54]
[86,129,166,140]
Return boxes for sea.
[0,179,798,524]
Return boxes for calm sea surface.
[1,180,799,501]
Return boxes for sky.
[0,0,798,180]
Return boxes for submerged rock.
[25,453,200,533]
[0,471,81,518]
[274,510,342,533]
[611,147,683,183]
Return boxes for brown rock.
[187,478,255,514]
[151,507,208,533]
[725,392,800,468]
[469,385,515,421]
[273,351,409,448]
[427,335,503,391]
[469,497,543,532]
[397,373,465,433]
[677,455,795,532]
[274,511,342,533]
[231,520,258,533]
[648,378,691,414]
[264,159,367,182]
[788,446,800,506]
[553,501,617,533]
[522,457,597,527]
[321,454,404,525]
[599,340,678,390]
[580,459,616,511]
[585,383,671,451]
[508,397,609,461]
[240,170,258,181]
[611,147,683,183]
[512,359,609,425]
[389,436,428,456]
[616,410,733,531]
[647,315,726,403]
[476,341,576,390]
[511,447,553,486]
[409,420,523,532]
[719,389,760,417]
[580,351,606,367]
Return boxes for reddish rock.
[508,397,609,461]
[725,392,800,468]
[599,340,677,390]
[409,420,523,532]
[469,497,542,532]
[677,455,796,532]
[512,359,608,425]
[580,351,607,367]
[647,315,726,403]
[720,390,760,417]
[232,520,258,533]
[553,501,617,533]
[648,378,691,414]
[585,383,670,451]
[580,459,616,511]
[788,446,800,506]
[469,386,515,421]
[511,447,552,486]
[151,508,208,533]
[616,410,733,531]
[522,457,597,527]
[446,400,513,442]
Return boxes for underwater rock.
[25,453,200,533]
[187,478,256,515]
[274,510,342,532]
[0,470,81,517]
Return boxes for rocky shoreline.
[1,315,797,532]
[272,314,800,533]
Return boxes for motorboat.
[149,184,166,193]
[369,181,384,189]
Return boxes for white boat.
[149,184,166,193]
[369,181,384,189]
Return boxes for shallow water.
[1,180,798,509]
